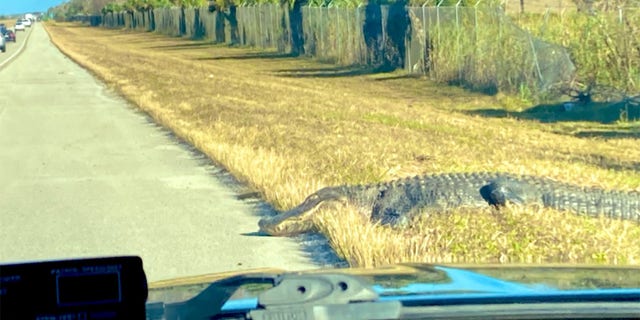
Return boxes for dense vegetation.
[515,10,640,98]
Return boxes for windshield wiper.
[147,272,640,320]
[146,273,275,319]
[248,273,402,320]
[147,273,401,320]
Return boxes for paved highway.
[0,23,324,282]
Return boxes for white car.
[21,19,32,27]
[14,21,25,31]
[0,33,5,53]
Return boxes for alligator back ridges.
[259,172,640,236]
[541,187,640,221]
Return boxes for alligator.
[258,172,640,236]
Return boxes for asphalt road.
[0,23,324,282]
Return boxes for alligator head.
[258,187,348,236]
[484,178,544,207]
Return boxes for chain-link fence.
[301,4,407,67]
[102,5,287,45]
[100,4,640,100]
[237,5,289,50]
[519,6,640,97]
[302,6,366,64]
[405,5,575,96]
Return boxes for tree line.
[47,0,209,20]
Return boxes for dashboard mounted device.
[0,256,148,320]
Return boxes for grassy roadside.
[44,22,640,266]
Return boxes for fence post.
[497,4,503,87]
[473,0,482,82]
[260,4,271,48]
[455,0,460,26]
[436,0,442,50]
[474,0,481,46]
[346,6,352,64]
[381,5,386,65]
[320,6,324,56]
[436,0,443,79]
[422,1,429,75]
[456,0,462,82]
[336,6,341,63]
[254,5,259,47]
[259,5,265,48]
[271,4,277,50]
[305,5,311,54]
[330,1,336,59]
[253,4,262,48]
[357,4,363,64]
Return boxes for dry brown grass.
[44,22,640,266]
[316,205,640,266]
[1,19,17,30]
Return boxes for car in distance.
[21,18,32,27]
[4,30,16,42]
[14,21,25,32]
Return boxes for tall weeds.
[516,9,640,95]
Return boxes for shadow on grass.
[469,101,640,124]
[572,130,640,139]
[195,51,299,61]
[467,99,640,141]
[372,73,424,81]
[146,41,216,50]
[272,64,396,78]
[560,151,640,172]
[109,35,157,41]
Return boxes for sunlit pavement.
[0,23,323,282]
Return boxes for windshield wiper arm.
[147,273,276,319]
[249,273,402,320]
[148,273,401,320]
